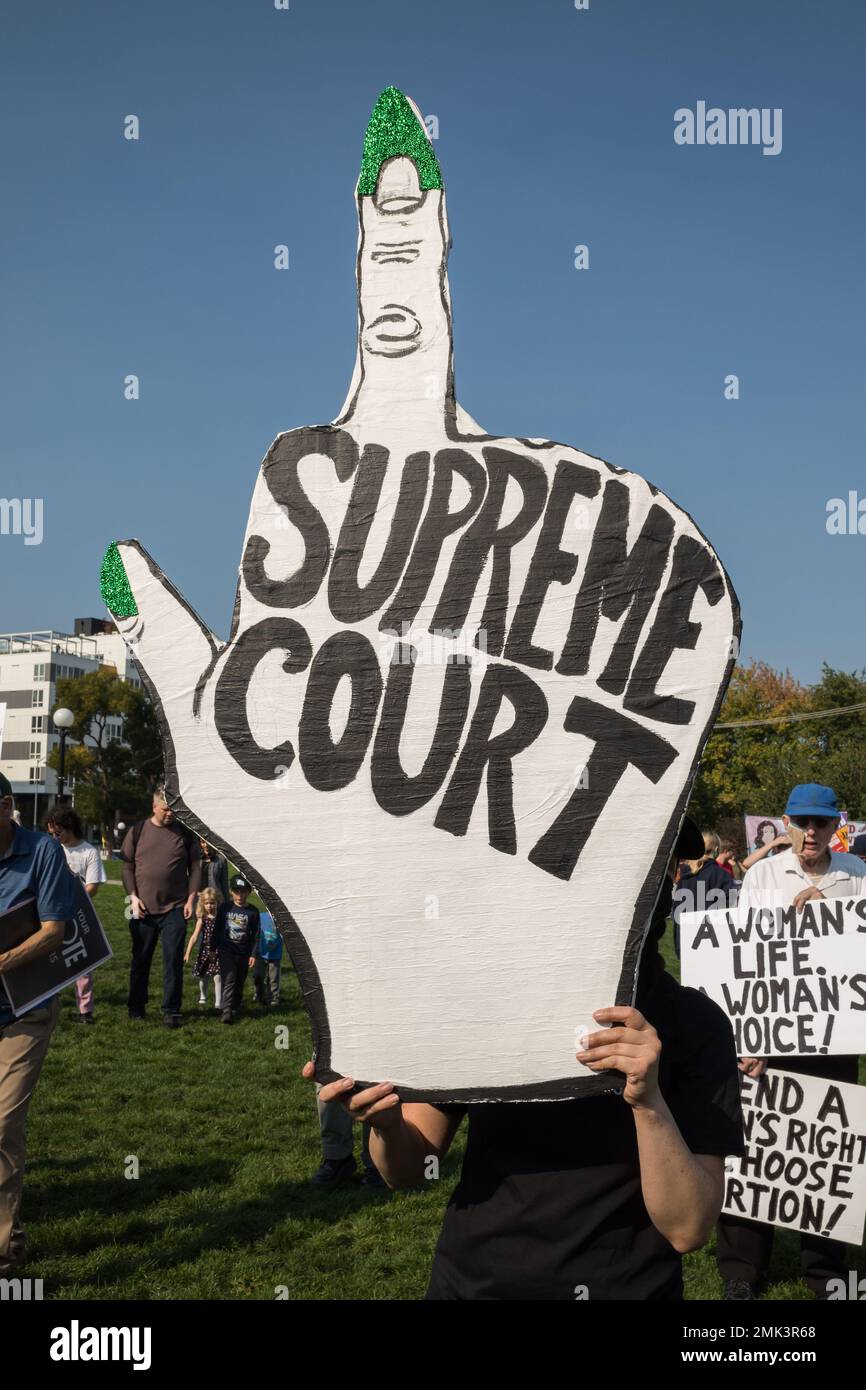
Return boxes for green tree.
[46,666,162,832]
[809,664,866,815]
[689,661,866,848]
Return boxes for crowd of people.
[0,771,864,1298]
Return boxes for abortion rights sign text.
[724,1068,866,1244]
[680,899,866,1055]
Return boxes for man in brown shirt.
[121,789,201,1028]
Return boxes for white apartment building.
[0,619,140,825]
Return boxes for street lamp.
[52,707,75,803]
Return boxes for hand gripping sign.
[100,88,740,1102]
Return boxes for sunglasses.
[790,816,833,830]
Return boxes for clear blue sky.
[2,0,863,683]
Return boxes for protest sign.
[724,1067,866,1244]
[680,898,866,1055]
[745,810,863,856]
[0,878,112,1016]
[848,820,866,848]
[98,87,740,1101]
[744,815,785,854]
[831,814,866,853]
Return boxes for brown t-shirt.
[121,819,201,915]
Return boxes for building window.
[29,740,41,758]
[31,715,45,733]
[28,766,43,784]
[33,662,48,681]
[31,689,44,708]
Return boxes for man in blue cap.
[717,783,866,1300]
[0,771,75,1275]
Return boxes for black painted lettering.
[215,617,313,780]
[528,697,678,881]
[435,663,548,856]
[624,534,726,724]
[329,449,429,623]
[504,459,600,670]
[243,427,359,608]
[298,631,383,791]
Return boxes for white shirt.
[738,847,866,911]
[62,839,107,887]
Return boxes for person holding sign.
[0,772,75,1275]
[304,818,745,1300]
[717,782,866,1300]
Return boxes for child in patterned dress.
[184,887,223,1008]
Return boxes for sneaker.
[723,1278,756,1301]
[221,1012,233,1025]
[79,1013,95,1025]
[162,1014,182,1029]
[309,1156,356,1191]
[128,1011,145,1021]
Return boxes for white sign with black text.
[724,1068,866,1244]
[680,898,866,1056]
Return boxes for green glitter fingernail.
[358,86,443,197]
[100,542,138,618]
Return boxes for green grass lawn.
[20,872,864,1299]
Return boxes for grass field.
[20,861,865,1300]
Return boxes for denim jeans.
[128,906,187,1016]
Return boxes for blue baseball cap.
[784,784,840,818]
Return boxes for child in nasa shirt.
[214,875,260,1024]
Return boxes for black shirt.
[214,901,260,956]
[426,965,744,1301]
[673,861,736,919]
[671,862,737,957]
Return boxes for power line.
[714,700,866,731]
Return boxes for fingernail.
[100,542,137,618]
[358,86,442,199]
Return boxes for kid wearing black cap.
[214,874,260,1024]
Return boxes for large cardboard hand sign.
[101,88,740,1101]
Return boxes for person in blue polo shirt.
[0,772,75,1275]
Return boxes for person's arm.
[120,826,145,915]
[85,848,104,898]
[184,922,202,962]
[0,919,66,975]
[185,837,202,917]
[741,834,789,872]
[302,1063,463,1188]
[247,909,262,968]
[632,1109,723,1252]
[0,838,76,977]
[578,1006,724,1252]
